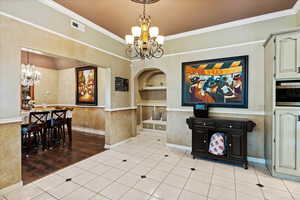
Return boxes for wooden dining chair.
[22,111,49,156]
[49,110,67,147]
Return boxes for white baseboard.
[0,181,23,195]
[105,137,134,149]
[72,126,105,135]
[166,143,266,165]
[247,157,266,164]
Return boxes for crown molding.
[165,9,297,41]
[38,0,299,43]
[131,40,265,62]
[293,0,300,11]
[0,11,130,61]
[37,0,125,44]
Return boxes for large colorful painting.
[76,66,98,106]
[182,56,248,108]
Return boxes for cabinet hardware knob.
[229,124,233,128]
[229,144,232,147]
[204,140,206,143]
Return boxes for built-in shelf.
[140,86,167,91]
[143,119,167,125]
[137,103,167,107]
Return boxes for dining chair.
[21,111,49,156]
[49,110,67,147]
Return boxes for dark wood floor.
[22,131,105,185]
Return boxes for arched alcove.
[134,68,167,135]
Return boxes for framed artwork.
[182,56,248,108]
[76,66,98,106]
[115,77,129,92]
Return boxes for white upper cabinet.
[276,32,300,80]
[275,109,300,176]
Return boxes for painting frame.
[182,55,249,108]
[76,66,98,106]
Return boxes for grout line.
[282,179,296,200]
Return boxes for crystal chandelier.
[125,0,164,60]
[21,52,41,87]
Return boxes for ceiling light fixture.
[21,52,41,87]
[125,0,164,60]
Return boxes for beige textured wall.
[0,14,131,189]
[0,123,21,189]
[72,107,105,131]
[132,41,265,158]
[164,15,297,55]
[57,68,76,105]
[0,0,126,58]
[35,67,59,104]
[105,110,137,145]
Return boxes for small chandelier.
[21,52,41,87]
[125,0,164,60]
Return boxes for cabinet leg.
[243,163,248,170]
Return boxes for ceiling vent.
[70,20,85,32]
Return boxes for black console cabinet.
[186,117,256,169]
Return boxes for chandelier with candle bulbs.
[125,0,164,59]
[21,52,41,87]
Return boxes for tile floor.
[1,133,300,200]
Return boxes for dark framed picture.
[115,77,129,92]
[76,66,98,106]
[182,56,248,108]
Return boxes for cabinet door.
[276,33,300,80]
[275,110,300,176]
[192,131,208,154]
[228,134,244,160]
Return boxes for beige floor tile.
[87,163,111,175]
[34,174,65,191]
[71,171,98,186]
[73,159,98,170]
[56,166,86,179]
[292,192,300,200]
[284,180,300,194]
[47,181,80,199]
[263,188,294,200]
[89,194,110,200]
[100,182,130,200]
[189,170,212,183]
[213,167,234,179]
[116,172,141,187]
[178,190,207,200]
[120,189,150,200]
[134,178,160,195]
[259,176,287,191]
[101,168,127,180]
[211,175,235,190]
[184,178,210,196]
[147,169,168,182]
[152,183,182,200]
[31,192,57,200]
[235,172,259,184]
[130,164,152,175]
[236,192,264,200]
[4,184,44,200]
[163,174,187,188]
[61,187,95,200]
[154,162,175,172]
[170,166,192,178]
[208,185,236,200]
[84,176,113,193]
[236,181,264,199]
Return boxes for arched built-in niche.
[135,68,167,134]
